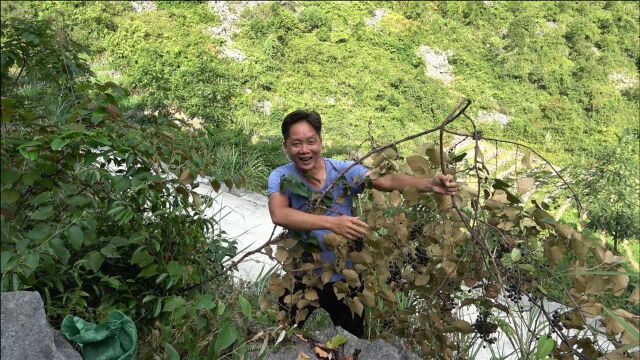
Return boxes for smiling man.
[267,110,458,337]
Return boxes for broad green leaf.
[214,323,238,355]
[50,138,70,150]
[138,264,158,278]
[49,238,70,264]
[24,253,39,271]
[32,191,52,206]
[239,295,251,318]
[535,336,554,359]
[131,250,154,267]
[164,343,180,360]
[1,189,20,204]
[167,261,182,277]
[0,169,20,185]
[142,295,156,303]
[163,296,186,312]
[30,206,53,220]
[195,294,216,310]
[1,251,15,272]
[100,245,120,258]
[217,301,226,316]
[511,248,522,262]
[68,225,84,251]
[326,334,348,349]
[85,251,105,272]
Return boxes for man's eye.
[308,140,316,145]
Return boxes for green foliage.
[569,130,640,251]
[0,9,255,359]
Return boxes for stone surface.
[358,339,401,360]
[311,326,368,358]
[476,110,510,125]
[130,1,157,13]
[1,291,82,360]
[247,343,319,360]
[365,9,386,27]
[416,45,455,84]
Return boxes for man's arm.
[371,173,458,195]
[268,191,368,240]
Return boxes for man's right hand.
[329,215,368,240]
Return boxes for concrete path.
[193,177,280,280]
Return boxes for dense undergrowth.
[1,1,638,359]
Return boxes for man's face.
[284,121,323,172]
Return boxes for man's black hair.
[281,110,322,140]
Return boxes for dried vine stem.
[445,122,582,213]
[311,98,473,210]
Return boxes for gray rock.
[359,339,401,360]
[1,291,82,360]
[247,343,318,360]
[311,326,368,358]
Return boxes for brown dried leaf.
[402,187,419,205]
[321,270,333,285]
[451,320,474,334]
[415,273,430,286]
[406,155,430,175]
[522,152,532,169]
[609,269,629,296]
[351,251,373,264]
[297,351,312,360]
[516,177,535,194]
[629,287,639,306]
[275,247,289,264]
[390,190,402,207]
[304,289,318,301]
[360,289,376,307]
[372,189,386,209]
[342,269,361,288]
[314,346,330,358]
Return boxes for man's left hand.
[431,174,458,196]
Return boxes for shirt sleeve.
[337,160,369,195]
[267,168,287,196]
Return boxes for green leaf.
[24,253,39,271]
[49,238,70,264]
[195,294,216,310]
[1,189,20,204]
[511,248,522,262]
[163,296,186,312]
[535,336,554,359]
[100,244,120,258]
[131,250,154,267]
[142,295,156,303]
[1,251,15,272]
[214,323,238,355]
[51,138,70,150]
[0,168,20,185]
[167,261,182,277]
[326,334,348,349]
[85,251,105,272]
[153,299,162,317]
[68,225,84,251]
[138,264,159,278]
[30,206,53,220]
[164,343,180,360]
[217,302,226,316]
[32,191,52,206]
[239,295,251,318]
[155,273,168,284]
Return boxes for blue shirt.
[267,158,369,282]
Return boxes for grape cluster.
[387,262,402,285]
[551,310,564,331]
[348,238,364,252]
[506,282,522,303]
[473,311,499,345]
[415,246,430,265]
[409,222,423,241]
[440,294,457,312]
